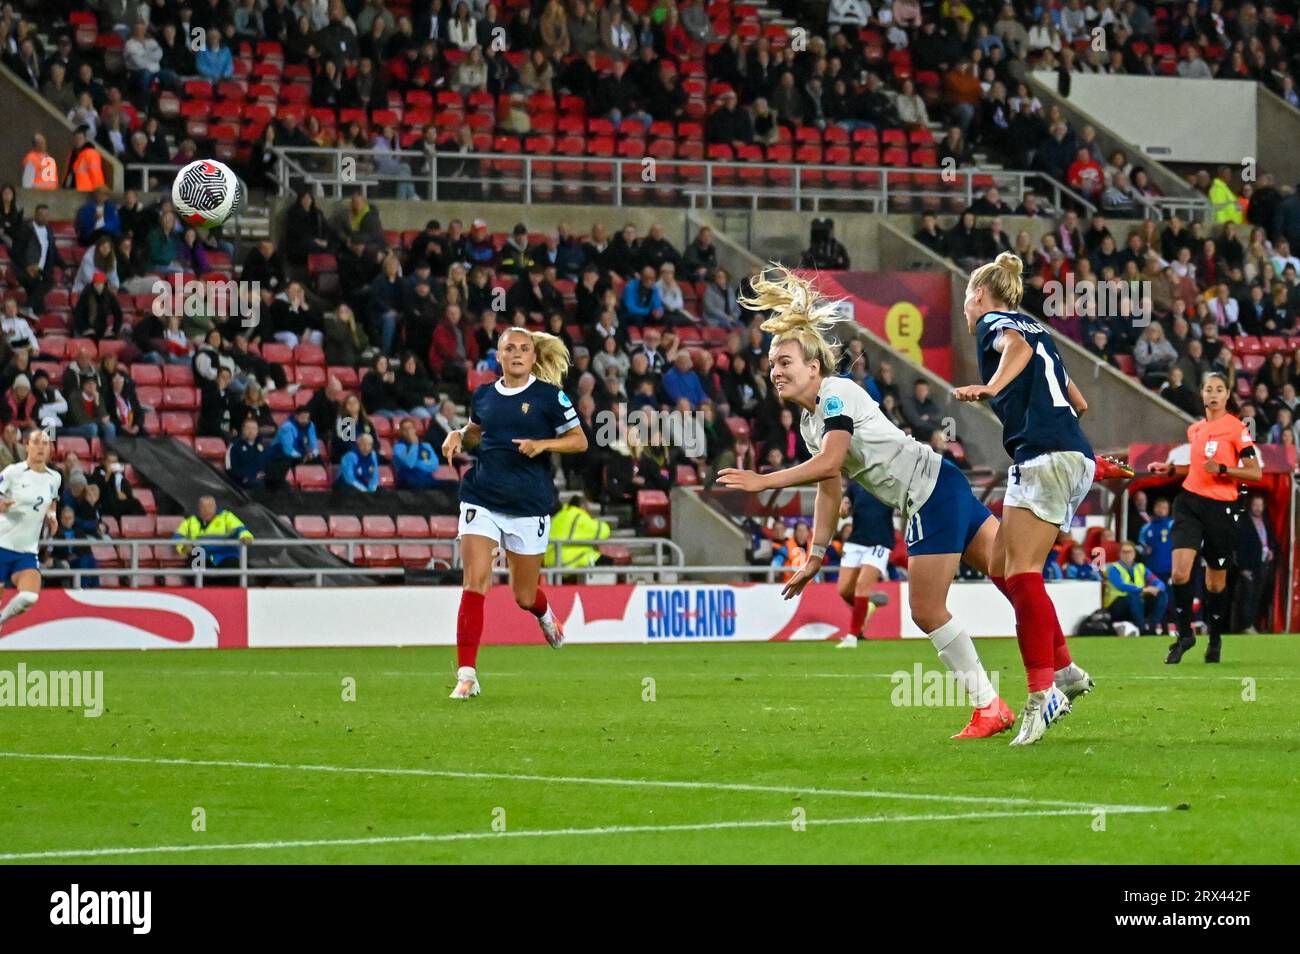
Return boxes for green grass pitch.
[1,635,1298,864]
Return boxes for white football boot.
[449,666,480,700]
[1009,685,1072,746]
[1054,663,1094,702]
[538,606,565,648]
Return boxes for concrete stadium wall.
[1025,71,1199,204]
[1,63,124,193]
[1256,87,1300,190]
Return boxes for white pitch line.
[0,807,1149,862]
[0,751,1168,814]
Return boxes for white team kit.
[799,376,942,524]
[0,463,61,555]
[1003,451,1095,532]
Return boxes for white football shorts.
[1003,451,1096,531]
[458,502,552,557]
[840,542,891,575]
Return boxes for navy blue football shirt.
[460,375,580,517]
[845,481,896,548]
[975,310,1093,464]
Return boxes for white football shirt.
[0,463,61,554]
[799,376,942,522]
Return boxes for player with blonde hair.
[719,267,1020,739]
[441,328,588,699]
[955,252,1096,744]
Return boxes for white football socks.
[928,617,997,709]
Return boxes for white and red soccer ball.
[172,158,243,228]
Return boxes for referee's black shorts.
[1171,490,1238,569]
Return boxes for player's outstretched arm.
[954,328,1032,402]
[781,475,841,601]
[717,430,849,493]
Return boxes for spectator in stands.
[336,431,381,494]
[801,220,850,270]
[269,281,323,349]
[174,496,254,578]
[655,262,692,325]
[703,267,743,328]
[235,383,277,441]
[679,227,716,284]
[269,404,322,480]
[0,299,39,353]
[62,377,116,442]
[393,417,442,489]
[242,239,288,295]
[284,190,334,267]
[72,234,120,296]
[662,351,706,409]
[92,449,145,518]
[327,393,374,462]
[0,185,21,253]
[1134,322,1178,388]
[428,303,477,397]
[394,352,438,420]
[1,374,37,430]
[620,265,665,327]
[72,272,123,340]
[146,208,184,274]
[226,418,271,491]
[199,366,240,441]
[0,425,19,471]
[14,204,61,313]
[1062,544,1099,581]
[31,371,67,431]
[107,369,145,437]
[196,29,234,81]
[901,379,945,441]
[707,90,754,149]
[74,187,121,247]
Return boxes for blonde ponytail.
[968,251,1024,309]
[740,265,842,376]
[499,327,571,387]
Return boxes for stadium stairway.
[110,435,383,586]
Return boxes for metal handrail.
[271,145,1092,215]
[42,533,685,587]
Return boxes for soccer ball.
[172,159,242,228]
[1113,620,1140,638]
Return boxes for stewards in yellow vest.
[21,134,59,191]
[1104,541,1169,635]
[546,494,612,569]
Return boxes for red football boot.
[951,698,1016,739]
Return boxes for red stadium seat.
[328,515,362,537]
[637,490,671,537]
[294,515,329,538]
[120,516,156,538]
[429,515,459,538]
[362,515,396,538]
[295,465,330,490]
[396,515,430,537]
[194,437,226,461]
